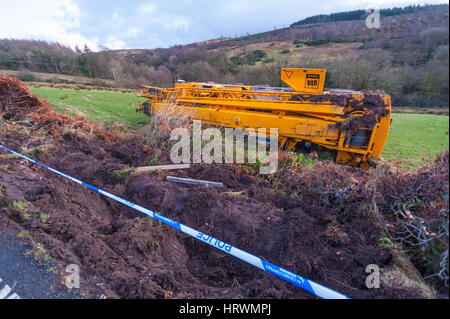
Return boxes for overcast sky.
[0,0,447,51]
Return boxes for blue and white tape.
[0,143,350,299]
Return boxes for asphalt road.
[0,230,79,299]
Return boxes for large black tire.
[142,102,151,115]
[349,130,371,147]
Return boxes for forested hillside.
[290,4,438,26]
[0,4,448,106]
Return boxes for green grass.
[382,113,449,168]
[40,212,50,224]
[10,199,28,210]
[29,87,149,130]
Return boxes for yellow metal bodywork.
[137,68,391,168]
[280,68,326,94]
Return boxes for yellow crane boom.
[137,68,391,168]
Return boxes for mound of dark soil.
[0,129,431,299]
[0,75,44,120]
[0,141,422,298]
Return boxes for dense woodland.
[0,4,448,106]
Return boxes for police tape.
[0,143,350,299]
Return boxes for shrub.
[141,100,196,153]
[17,71,36,82]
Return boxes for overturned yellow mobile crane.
[137,68,391,168]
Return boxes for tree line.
[290,4,445,26]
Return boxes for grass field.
[382,113,449,168]
[29,86,449,169]
[29,86,148,130]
